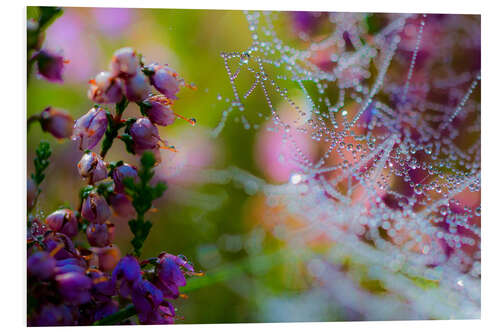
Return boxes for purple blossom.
[143,95,176,126]
[72,107,108,151]
[154,253,194,299]
[81,192,111,224]
[32,304,73,326]
[77,152,108,184]
[110,47,140,78]
[28,251,56,280]
[56,271,92,305]
[112,163,138,192]
[112,255,141,287]
[146,63,181,99]
[86,222,112,247]
[88,71,124,104]
[123,70,151,102]
[109,193,135,218]
[131,278,164,323]
[129,117,165,151]
[33,49,67,82]
[39,107,74,139]
[45,209,79,238]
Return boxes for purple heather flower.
[112,255,141,288]
[112,163,138,192]
[143,95,176,126]
[109,193,135,218]
[33,304,73,326]
[129,117,166,151]
[72,107,108,151]
[88,71,124,104]
[28,251,56,280]
[44,233,77,260]
[148,302,176,325]
[86,222,112,247]
[56,271,92,305]
[39,107,74,139]
[154,253,194,299]
[89,269,115,302]
[45,209,79,238]
[110,47,140,78]
[146,63,181,100]
[34,49,67,82]
[93,245,121,273]
[131,278,164,323]
[81,192,111,224]
[54,262,86,275]
[124,70,151,102]
[77,152,108,184]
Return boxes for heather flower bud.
[39,107,74,139]
[131,278,164,323]
[112,163,138,192]
[81,192,111,224]
[34,49,67,83]
[86,222,113,247]
[146,63,181,100]
[77,152,108,184]
[112,255,141,284]
[88,71,124,104]
[110,47,140,78]
[72,107,108,150]
[56,271,92,305]
[45,209,79,238]
[129,117,165,150]
[143,95,176,126]
[124,70,151,102]
[109,193,135,217]
[28,251,56,280]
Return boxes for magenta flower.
[81,192,111,224]
[77,152,108,184]
[124,70,151,102]
[45,209,79,238]
[146,63,181,100]
[112,163,138,192]
[72,107,108,151]
[28,251,56,280]
[56,271,92,305]
[88,71,124,104]
[110,47,139,78]
[143,95,176,126]
[33,49,67,82]
[39,107,74,139]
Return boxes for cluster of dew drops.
[212,11,480,277]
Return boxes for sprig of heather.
[27,44,199,326]
[28,141,51,213]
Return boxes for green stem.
[27,114,41,132]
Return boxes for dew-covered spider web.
[208,11,480,320]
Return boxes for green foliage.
[124,152,167,256]
[31,141,51,186]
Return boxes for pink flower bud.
[129,117,165,150]
[88,71,124,104]
[86,222,113,247]
[112,163,138,192]
[81,192,111,224]
[146,63,181,100]
[77,152,108,184]
[124,70,151,102]
[110,47,140,78]
[72,107,108,151]
[143,95,176,126]
[45,209,79,238]
[39,107,74,139]
[34,49,67,83]
[109,193,135,218]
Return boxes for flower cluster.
[27,44,198,326]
